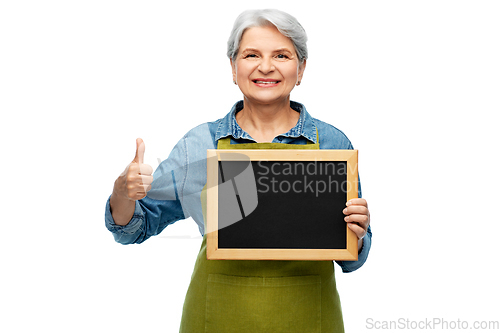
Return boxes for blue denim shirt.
[105,100,372,273]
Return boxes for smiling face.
[231,25,306,106]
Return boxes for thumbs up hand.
[115,138,154,201]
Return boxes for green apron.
[179,132,344,333]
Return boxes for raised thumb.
[133,138,145,164]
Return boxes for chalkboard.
[206,150,358,261]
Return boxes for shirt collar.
[215,100,318,143]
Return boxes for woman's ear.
[298,59,306,82]
[230,59,236,82]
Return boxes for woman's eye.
[245,54,257,58]
[276,54,288,59]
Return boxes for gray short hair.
[227,9,308,63]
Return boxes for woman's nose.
[258,57,275,74]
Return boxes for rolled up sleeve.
[105,198,145,244]
[104,195,185,245]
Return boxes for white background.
[1,1,499,332]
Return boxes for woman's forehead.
[239,25,295,52]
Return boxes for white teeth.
[255,81,278,84]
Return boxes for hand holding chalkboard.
[206,149,361,260]
[343,198,370,251]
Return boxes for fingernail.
[343,208,347,214]
[344,216,349,222]
[346,201,352,206]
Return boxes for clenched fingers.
[128,163,153,176]
[125,165,154,200]
[343,198,370,239]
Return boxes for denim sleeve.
[104,137,188,244]
[104,196,185,244]
[336,225,372,273]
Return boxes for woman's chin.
[244,93,289,106]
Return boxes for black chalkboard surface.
[206,150,358,261]
[218,160,347,249]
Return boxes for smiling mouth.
[252,80,281,84]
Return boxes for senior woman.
[106,9,371,333]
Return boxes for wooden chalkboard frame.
[206,149,358,261]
